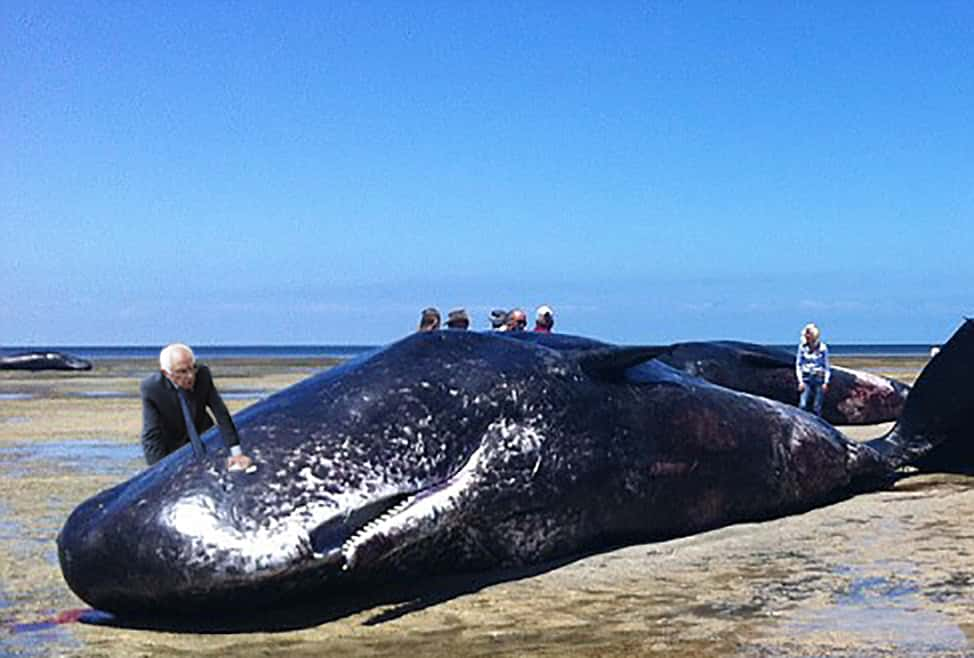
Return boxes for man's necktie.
[176,388,207,459]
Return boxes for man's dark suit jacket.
[140,364,241,465]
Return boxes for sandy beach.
[2,354,972,657]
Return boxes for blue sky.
[2,2,971,345]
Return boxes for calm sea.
[0,342,936,360]
[770,344,934,357]
[0,345,376,360]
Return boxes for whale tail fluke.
[867,319,974,471]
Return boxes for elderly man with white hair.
[139,343,253,471]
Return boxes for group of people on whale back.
[139,305,557,469]
[418,305,555,334]
[139,313,831,472]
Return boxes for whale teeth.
[340,495,419,557]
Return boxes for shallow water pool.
[0,440,143,479]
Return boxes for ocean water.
[0,341,935,361]
[0,345,376,360]
[770,343,935,357]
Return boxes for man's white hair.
[160,343,196,372]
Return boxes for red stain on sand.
[8,607,91,633]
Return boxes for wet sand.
[1,356,972,657]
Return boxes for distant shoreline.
[0,341,938,360]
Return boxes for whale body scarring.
[57,322,974,614]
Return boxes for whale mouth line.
[337,493,418,563]
[311,479,455,566]
[308,441,491,570]
[308,490,420,563]
[338,443,491,571]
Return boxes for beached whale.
[657,341,910,425]
[505,334,909,425]
[0,351,92,371]
[57,322,974,615]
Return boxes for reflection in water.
[221,389,274,400]
[688,600,765,620]
[0,393,34,400]
[0,457,95,657]
[0,502,19,542]
[779,564,969,655]
[0,440,143,479]
[62,391,133,399]
[2,625,81,658]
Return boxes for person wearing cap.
[796,323,831,416]
[489,309,508,331]
[506,308,528,332]
[446,308,470,330]
[534,305,554,333]
[418,307,441,332]
[140,343,253,470]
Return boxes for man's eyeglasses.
[170,365,197,376]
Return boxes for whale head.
[57,331,632,613]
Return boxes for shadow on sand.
[76,557,582,634]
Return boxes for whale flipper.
[576,346,670,380]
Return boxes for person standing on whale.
[505,308,528,331]
[417,307,441,332]
[796,323,831,416]
[489,309,508,331]
[140,343,253,470]
[445,308,470,330]
[533,305,554,333]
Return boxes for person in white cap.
[534,305,554,333]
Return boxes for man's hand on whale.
[140,343,256,471]
[227,452,255,473]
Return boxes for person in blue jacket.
[796,323,831,416]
